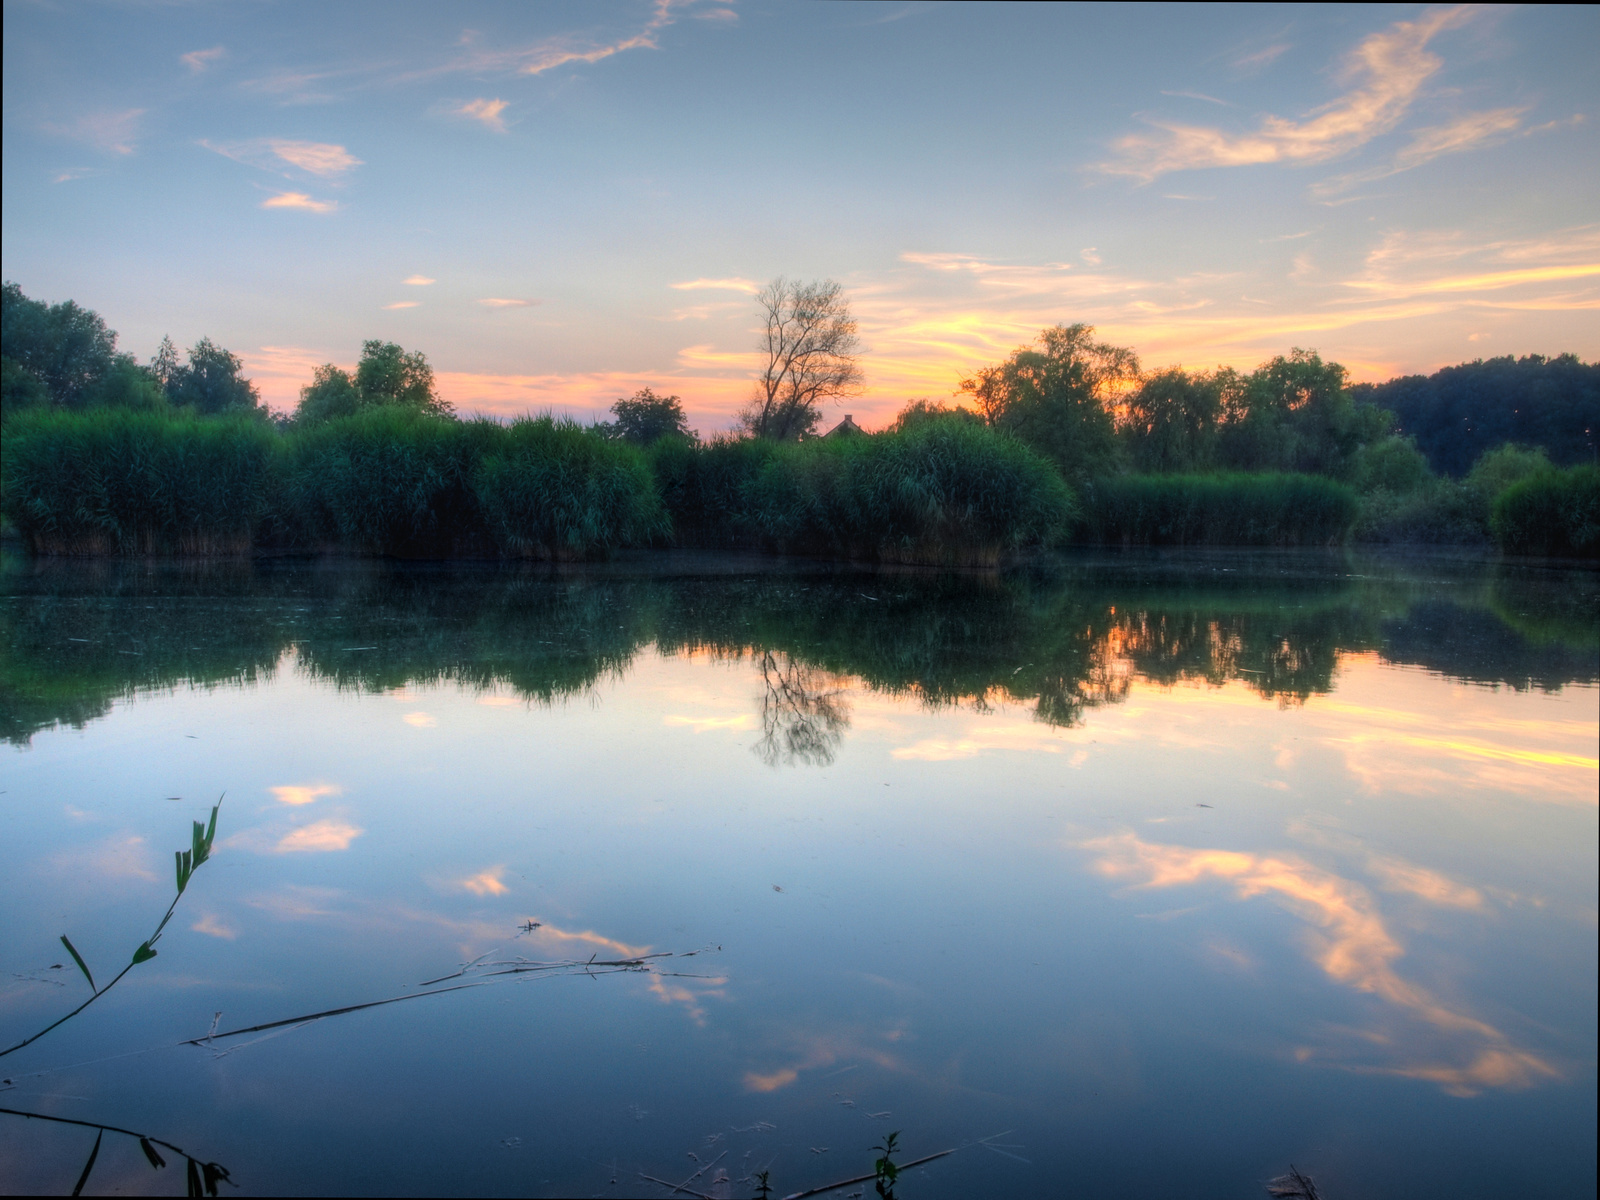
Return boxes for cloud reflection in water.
[1081,831,1559,1096]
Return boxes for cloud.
[50,109,144,156]
[404,275,436,286]
[402,711,436,726]
[181,46,226,72]
[1100,7,1477,180]
[277,820,363,852]
[1231,43,1291,72]
[270,784,341,807]
[664,713,759,732]
[431,0,681,81]
[261,191,337,213]
[456,98,509,131]
[51,167,100,184]
[204,138,361,179]
[1160,90,1230,106]
[671,277,762,293]
[1080,831,1557,1095]
[1313,106,1529,195]
[191,913,237,939]
[50,834,157,881]
[268,139,361,176]
[477,297,539,307]
[383,301,421,310]
[460,867,510,896]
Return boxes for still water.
[1,549,1595,1198]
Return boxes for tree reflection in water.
[754,651,851,767]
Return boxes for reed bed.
[1,408,275,555]
[1491,465,1600,558]
[1081,473,1359,546]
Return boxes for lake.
[1,549,1595,1198]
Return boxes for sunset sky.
[3,2,1596,430]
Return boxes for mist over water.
[2,550,1595,1198]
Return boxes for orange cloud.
[1080,831,1558,1094]
[277,820,363,852]
[460,867,509,896]
[1100,7,1478,180]
[261,191,336,213]
[270,784,341,807]
[456,98,510,131]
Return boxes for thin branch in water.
[779,1148,955,1200]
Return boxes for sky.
[3,1,1596,430]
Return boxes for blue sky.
[3,1,1596,428]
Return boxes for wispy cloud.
[203,138,362,179]
[1231,43,1291,73]
[456,98,509,131]
[1160,90,1230,106]
[181,46,226,73]
[261,191,337,213]
[404,275,436,286]
[1100,7,1477,181]
[384,300,421,309]
[671,276,761,293]
[1313,106,1529,196]
[48,109,145,156]
[51,167,101,184]
[435,0,681,80]
[477,297,539,307]
[1081,831,1557,1095]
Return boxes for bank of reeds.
[746,421,1075,564]
[2,408,668,560]
[649,422,1074,564]
[1491,465,1600,558]
[0,408,275,555]
[1081,473,1359,546]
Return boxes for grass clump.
[1491,465,1600,558]
[1,407,275,555]
[646,434,778,548]
[1082,473,1358,546]
[743,420,1075,564]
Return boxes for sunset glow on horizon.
[4,2,1595,431]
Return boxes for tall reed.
[0,408,275,555]
[1081,473,1358,546]
[744,421,1076,564]
[472,416,668,559]
[1491,465,1600,558]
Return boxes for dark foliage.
[1353,354,1599,475]
[1082,473,1359,546]
[1491,465,1600,558]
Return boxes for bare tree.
[740,277,864,440]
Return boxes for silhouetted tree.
[1216,349,1388,477]
[741,278,862,441]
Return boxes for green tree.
[166,338,261,415]
[959,323,1138,482]
[354,340,450,416]
[1,281,120,408]
[1465,443,1552,501]
[606,387,692,445]
[1,355,50,418]
[1121,367,1225,472]
[295,364,362,425]
[1218,349,1387,477]
[889,398,983,433]
[1347,435,1434,495]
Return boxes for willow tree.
[741,278,863,441]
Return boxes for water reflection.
[1081,831,1560,1096]
[3,551,1594,757]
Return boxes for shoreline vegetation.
[3,281,1596,562]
